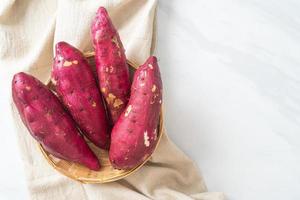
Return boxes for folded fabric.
[1,0,225,199]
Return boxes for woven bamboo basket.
[39,51,163,183]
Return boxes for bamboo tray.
[39,51,163,183]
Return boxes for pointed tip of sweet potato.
[55,41,81,59]
[53,41,85,70]
[55,41,69,53]
[12,72,39,94]
[12,72,28,102]
[13,72,27,82]
[92,6,114,33]
[146,56,158,64]
[97,6,108,16]
[96,7,110,24]
[83,157,101,171]
[139,56,159,73]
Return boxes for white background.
[1,0,300,199]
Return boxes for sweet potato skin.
[91,7,130,124]
[12,72,100,170]
[109,56,162,169]
[52,42,110,149]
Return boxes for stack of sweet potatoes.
[12,7,162,170]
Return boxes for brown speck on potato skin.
[111,36,120,48]
[148,64,153,69]
[144,131,150,147]
[151,85,156,92]
[124,105,132,117]
[113,98,123,108]
[109,66,114,73]
[63,61,73,67]
[106,93,116,105]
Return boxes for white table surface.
[1,0,300,199]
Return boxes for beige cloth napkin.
[1,0,225,199]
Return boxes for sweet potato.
[51,42,110,149]
[12,72,100,170]
[91,7,130,125]
[109,56,162,169]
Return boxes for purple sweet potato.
[109,56,162,169]
[91,7,130,125]
[51,42,110,149]
[12,72,100,170]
